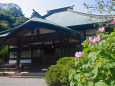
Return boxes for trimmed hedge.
[45,57,75,86]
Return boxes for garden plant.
[45,57,75,86]
[69,19,115,86]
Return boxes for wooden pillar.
[16,38,21,73]
[36,26,40,36]
[30,44,34,70]
[83,31,86,40]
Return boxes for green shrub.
[45,65,63,86]
[46,57,75,86]
[57,57,75,66]
[69,23,115,86]
[60,65,73,85]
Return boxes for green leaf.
[88,52,98,61]
[103,62,115,69]
[76,69,81,73]
[99,50,114,59]
[70,80,76,86]
[95,80,107,86]
[69,74,73,80]
[87,81,94,86]
[83,48,89,53]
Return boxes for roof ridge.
[43,5,74,18]
[31,9,42,18]
[47,5,74,13]
[69,10,115,18]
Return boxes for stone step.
[21,72,46,77]
[0,72,46,77]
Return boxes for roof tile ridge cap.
[68,10,115,18]
[47,6,72,12]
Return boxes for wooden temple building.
[0,6,114,72]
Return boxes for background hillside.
[0,3,28,32]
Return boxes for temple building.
[0,6,114,72]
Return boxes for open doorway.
[43,45,56,65]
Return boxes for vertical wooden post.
[30,44,33,70]
[37,26,40,35]
[83,31,86,40]
[2,45,5,76]
[16,38,21,73]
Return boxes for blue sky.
[0,0,94,17]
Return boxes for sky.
[0,0,93,18]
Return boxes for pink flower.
[99,27,105,32]
[92,37,97,43]
[75,52,81,57]
[89,37,93,41]
[95,36,100,41]
[75,51,83,57]
[92,36,100,43]
[112,18,115,24]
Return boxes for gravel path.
[0,76,47,86]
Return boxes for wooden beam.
[20,32,63,44]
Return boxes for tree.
[84,0,115,14]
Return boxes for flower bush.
[69,21,115,86]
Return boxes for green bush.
[69,23,115,86]
[46,57,75,86]
[45,65,63,86]
[57,57,75,66]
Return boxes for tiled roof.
[45,10,114,26]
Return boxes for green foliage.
[57,57,75,85]
[57,57,75,66]
[13,16,28,26]
[45,57,75,86]
[0,8,23,17]
[0,14,14,31]
[0,46,8,63]
[0,8,28,32]
[46,65,63,86]
[69,24,115,86]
